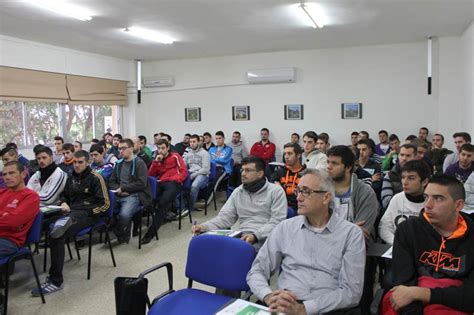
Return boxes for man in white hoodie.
[379,159,432,245]
[183,134,210,214]
[302,131,327,171]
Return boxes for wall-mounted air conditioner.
[246,67,296,84]
[143,76,175,87]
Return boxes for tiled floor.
[7,194,226,315]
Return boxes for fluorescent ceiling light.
[25,0,93,21]
[298,3,325,28]
[124,27,175,44]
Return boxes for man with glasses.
[109,139,151,244]
[192,156,286,249]
[247,169,366,314]
[32,150,109,296]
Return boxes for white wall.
[0,35,131,81]
[460,22,474,136]
[129,39,468,157]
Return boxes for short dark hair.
[420,127,429,133]
[233,131,241,136]
[4,160,24,173]
[428,174,465,201]
[261,128,269,133]
[157,139,170,147]
[351,131,359,136]
[242,156,265,172]
[357,139,375,153]
[389,134,399,142]
[283,142,303,155]
[291,132,300,139]
[359,131,369,138]
[0,146,17,157]
[153,133,160,138]
[433,133,444,141]
[89,144,104,154]
[401,160,432,181]
[91,138,100,144]
[119,138,134,148]
[215,131,225,138]
[74,141,82,148]
[33,144,52,156]
[73,150,90,161]
[113,133,123,140]
[163,134,172,142]
[62,143,75,152]
[190,134,200,141]
[378,130,388,136]
[54,136,64,143]
[97,140,107,150]
[453,132,471,143]
[5,142,18,150]
[138,135,147,144]
[400,143,418,155]
[460,143,474,153]
[103,132,113,139]
[303,131,318,141]
[203,132,212,137]
[318,133,329,143]
[405,135,418,141]
[326,145,356,173]
[184,133,191,137]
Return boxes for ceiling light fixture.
[25,0,93,21]
[298,2,324,29]
[124,27,175,44]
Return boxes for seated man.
[202,132,215,152]
[302,131,327,171]
[132,137,151,168]
[357,139,382,197]
[183,134,210,213]
[376,130,391,157]
[28,145,67,207]
[250,128,276,165]
[316,133,330,154]
[208,131,233,189]
[52,136,64,165]
[174,133,191,156]
[382,134,401,171]
[426,133,452,174]
[271,142,305,210]
[381,144,417,210]
[97,140,118,165]
[138,135,153,160]
[192,156,287,250]
[247,169,365,314]
[388,174,474,314]
[445,143,474,183]
[227,131,248,188]
[109,139,151,244]
[443,132,471,172]
[58,143,75,175]
[32,150,109,296]
[90,144,114,182]
[144,139,187,244]
[379,160,431,245]
[108,133,122,159]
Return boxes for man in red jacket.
[250,128,276,165]
[0,161,39,257]
[144,139,187,244]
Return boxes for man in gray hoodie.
[182,134,210,214]
[227,131,248,187]
[326,145,379,314]
[192,156,287,250]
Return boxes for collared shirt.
[247,212,366,314]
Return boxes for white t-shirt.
[378,191,424,245]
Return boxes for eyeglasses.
[293,188,327,198]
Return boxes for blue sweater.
[209,145,233,174]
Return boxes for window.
[0,101,121,148]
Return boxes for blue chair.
[69,190,117,279]
[145,234,256,315]
[0,212,45,313]
[287,206,297,219]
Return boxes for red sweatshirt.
[0,188,40,247]
[148,152,188,184]
[250,141,276,164]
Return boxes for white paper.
[215,299,271,315]
[382,246,393,259]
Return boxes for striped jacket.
[27,167,67,207]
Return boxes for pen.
[192,220,197,235]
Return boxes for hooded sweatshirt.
[302,149,327,171]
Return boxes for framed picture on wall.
[341,103,362,119]
[284,104,304,120]
[232,106,250,121]
[185,107,201,122]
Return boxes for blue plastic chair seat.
[75,219,106,237]
[0,247,30,265]
[148,288,232,315]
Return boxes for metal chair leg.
[86,233,92,280]
[4,262,10,315]
[105,229,117,267]
[66,239,73,260]
[75,238,81,261]
[43,231,48,272]
[138,213,142,249]
[29,255,45,304]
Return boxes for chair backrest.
[185,234,256,291]
[287,207,296,219]
[26,211,44,245]
[108,190,117,218]
[147,176,158,200]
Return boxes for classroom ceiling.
[0,0,472,61]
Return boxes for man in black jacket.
[32,150,109,297]
[389,174,474,313]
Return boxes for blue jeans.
[0,237,18,259]
[187,175,209,211]
[114,194,140,239]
